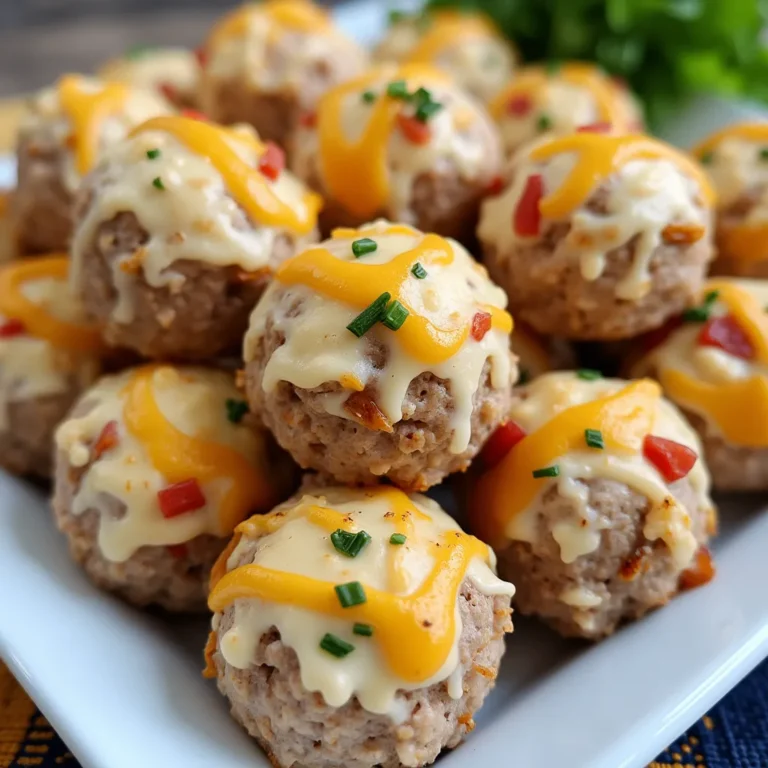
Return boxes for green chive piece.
[415,100,444,123]
[352,237,377,258]
[576,368,602,381]
[386,79,410,99]
[532,465,560,479]
[700,150,714,165]
[330,529,371,558]
[353,622,374,637]
[518,368,531,385]
[152,176,165,190]
[390,533,407,545]
[146,148,161,160]
[346,292,391,338]
[683,291,719,323]
[126,44,150,59]
[760,148,768,161]
[319,633,354,658]
[382,300,409,331]
[537,114,553,131]
[225,398,248,424]
[411,262,427,279]
[585,428,605,449]
[335,581,367,608]
[362,90,377,104]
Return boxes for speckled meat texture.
[494,477,712,639]
[211,530,512,768]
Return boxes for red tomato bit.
[0,318,26,338]
[513,174,543,237]
[181,108,208,122]
[158,479,206,519]
[643,435,698,482]
[299,111,317,128]
[471,311,492,342]
[697,314,755,360]
[92,420,119,461]
[481,421,526,468]
[507,94,533,117]
[486,175,505,196]
[258,141,285,181]
[397,113,431,145]
[577,121,612,134]
[167,544,189,560]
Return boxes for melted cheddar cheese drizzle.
[643,279,768,447]
[405,11,500,64]
[207,487,514,718]
[472,373,712,571]
[245,221,514,452]
[55,365,279,562]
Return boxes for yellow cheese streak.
[405,11,501,64]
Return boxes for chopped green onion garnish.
[146,148,161,160]
[335,581,367,608]
[319,633,354,658]
[411,262,427,279]
[346,292,391,338]
[352,237,377,258]
[585,428,605,449]
[330,529,371,558]
[389,533,407,545]
[152,176,165,190]
[382,300,409,331]
[386,79,410,99]
[225,398,248,424]
[362,90,377,104]
[700,151,714,165]
[415,100,443,122]
[532,465,560,479]
[704,290,720,304]
[576,368,602,381]
[353,622,374,637]
[518,368,531,385]
[760,148,768,161]
[537,114,553,131]
[683,290,719,323]
[126,44,150,59]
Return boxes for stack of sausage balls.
[6,0,763,765]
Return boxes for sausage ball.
[479,129,715,340]
[470,371,716,639]
[53,364,296,611]
[99,46,200,110]
[490,63,644,158]
[373,9,516,105]
[197,0,368,156]
[244,219,517,491]
[693,122,768,277]
[634,278,768,491]
[71,114,321,361]
[205,485,515,768]
[14,74,169,255]
[292,64,501,243]
[0,256,102,478]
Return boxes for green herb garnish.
[225,399,248,424]
[319,633,354,658]
[346,292,391,338]
[335,581,367,608]
[537,114,553,131]
[683,290,719,323]
[352,237,378,258]
[585,428,605,449]
[576,368,602,381]
[390,533,407,545]
[330,529,371,558]
[700,151,715,165]
[126,44,150,60]
[362,90,377,104]
[760,148,768,161]
[353,622,374,637]
[532,465,560,479]
[152,177,165,190]
[146,148,161,160]
[411,262,427,279]
[382,300,409,331]
[386,80,410,99]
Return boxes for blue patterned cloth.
[3,659,767,767]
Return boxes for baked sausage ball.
[244,220,517,491]
[0,256,102,478]
[205,485,514,768]
[198,0,367,155]
[53,364,296,611]
[479,129,715,340]
[14,74,169,255]
[490,63,644,158]
[98,46,200,110]
[692,122,768,277]
[471,371,716,639]
[292,63,501,243]
[634,278,768,491]
[71,114,321,361]
[373,9,516,105]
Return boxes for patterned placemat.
[2,658,767,768]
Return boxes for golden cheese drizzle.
[131,116,320,234]
[692,122,768,159]
[405,11,500,64]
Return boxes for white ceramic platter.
[2,3,768,767]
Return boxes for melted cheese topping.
[207,486,514,718]
[479,133,713,301]
[471,372,712,571]
[641,278,768,447]
[54,365,278,561]
[490,64,643,156]
[71,116,320,324]
[21,74,169,191]
[373,11,516,104]
[244,221,513,452]
[295,63,500,222]
[0,257,101,431]
[693,123,768,267]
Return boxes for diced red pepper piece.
[157,478,206,519]
[0,318,26,338]
[194,47,208,69]
[299,111,317,128]
[158,82,177,103]
[167,544,189,560]
[486,175,505,196]
[643,435,698,482]
[507,94,533,117]
[258,141,285,181]
[92,420,119,461]
[181,108,208,122]
[679,546,716,591]
[481,421,526,468]
[471,311,492,342]
[513,174,543,237]
[577,121,612,134]
[698,314,755,360]
[396,113,431,145]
